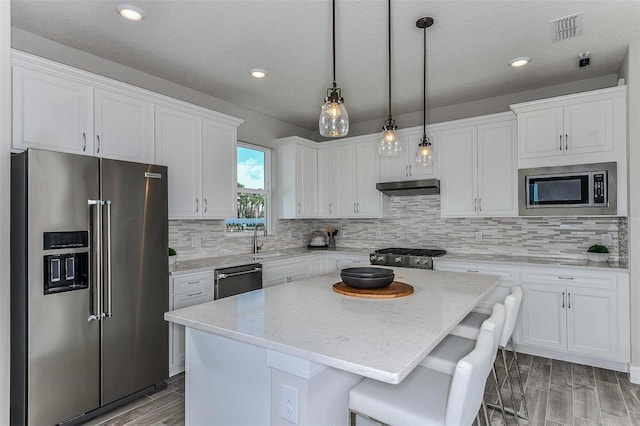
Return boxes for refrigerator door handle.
[104,200,113,318]
[88,199,102,322]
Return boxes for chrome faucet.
[253,223,265,254]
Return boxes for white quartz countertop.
[164,267,500,384]
[168,247,369,276]
[437,253,629,272]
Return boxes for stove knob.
[416,259,423,265]
[377,256,385,261]
[370,255,376,262]
[395,257,402,263]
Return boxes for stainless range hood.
[376,179,440,196]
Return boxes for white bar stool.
[419,303,508,425]
[349,328,495,426]
[451,286,528,423]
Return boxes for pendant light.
[378,0,400,156]
[415,17,434,167]
[319,0,349,138]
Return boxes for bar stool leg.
[482,400,491,426]
[510,338,529,419]
[492,366,508,426]
[501,347,520,426]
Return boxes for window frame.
[226,141,272,237]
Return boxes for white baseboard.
[169,362,185,377]
[629,365,640,384]
[515,343,629,372]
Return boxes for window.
[226,143,271,235]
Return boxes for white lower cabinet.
[520,273,623,361]
[262,257,310,287]
[169,271,214,376]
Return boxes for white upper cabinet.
[334,144,358,217]
[439,114,517,218]
[317,149,338,217]
[155,106,202,219]
[13,64,93,155]
[277,137,317,219]
[511,86,626,169]
[378,128,437,182]
[94,88,155,163]
[201,119,238,219]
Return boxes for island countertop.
[164,267,500,384]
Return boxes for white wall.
[343,74,619,139]
[620,40,640,380]
[0,1,11,423]
[11,28,314,149]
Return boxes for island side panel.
[185,328,271,425]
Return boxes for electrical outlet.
[474,231,482,242]
[280,385,299,424]
[191,236,202,248]
[602,233,613,246]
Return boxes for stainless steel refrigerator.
[11,149,169,425]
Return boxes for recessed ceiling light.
[509,57,531,68]
[116,4,146,22]
[249,69,268,79]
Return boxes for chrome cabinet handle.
[466,269,480,273]
[204,198,208,213]
[82,132,87,152]
[217,268,263,280]
[356,202,360,213]
[96,134,101,153]
[565,134,568,150]
[353,202,356,213]
[479,198,482,212]
[187,291,203,297]
[405,165,409,177]
[474,198,477,211]
[562,291,565,308]
[297,201,302,214]
[329,203,332,214]
[188,280,201,285]
[559,135,562,151]
[195,198,199,213]
[409,165,412,176]
[104,200,113,318]
[558,276,574,280]
[568,292,571,309]
[336,259,339,270]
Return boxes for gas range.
[370,247,447,270]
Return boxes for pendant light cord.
[422,25,427,137]
[388,0,392,118]
[332,0,336,86]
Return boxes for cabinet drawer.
[434,261,518,282]
[173,287,214,309]
[172,271,214,295]
[521,268,616,289]
[262,258,309,286]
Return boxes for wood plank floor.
[80,356,640,426]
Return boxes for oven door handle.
[216,268,263,280]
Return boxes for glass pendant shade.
[378,119,401,155]
[319,97,349,138]
[415,136,433,167]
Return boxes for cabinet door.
[564,100,613,155]
[94,89,154,163]
[13,65,93,154]
[355,140,382,217]
[298,146,318,217]
[317,149,336,217]
[477,120,517,216]
[202,119,237,219]
[517,108,564,159]
[155,106,202,219]
[170,288,213,370]
[335,145,357,217]
[439,126,478,217]
[323,255,341,274]
[566,287,618,359]
[521,284,567,351]
[407,130,438,179]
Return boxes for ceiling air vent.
[549,12,583,43]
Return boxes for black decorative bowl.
[340,267,395,289]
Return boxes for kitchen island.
[165,267,500,425]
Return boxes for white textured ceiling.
[11,0,640,131]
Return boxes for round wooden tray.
[332,281,414,299]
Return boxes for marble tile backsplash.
[169,195,627,263]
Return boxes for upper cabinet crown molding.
[509,86,627,114]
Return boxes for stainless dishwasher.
[214,263,263,299]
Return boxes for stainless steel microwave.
[518,162,617,216]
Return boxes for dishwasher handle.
[216,267,263,280]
